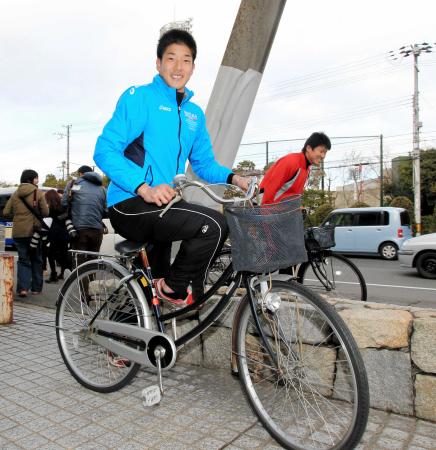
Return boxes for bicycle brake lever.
[159,193,182,218]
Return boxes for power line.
[244,96,413,140]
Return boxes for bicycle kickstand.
[154,345,166,394]
[141,345,166,407]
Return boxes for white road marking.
[366,283,436,291]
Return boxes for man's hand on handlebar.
[231,174,252,192]
[137,183,176,206]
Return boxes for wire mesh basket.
[305,225,336,250]
[224,197,307,273]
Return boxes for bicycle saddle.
[115,240,146,254]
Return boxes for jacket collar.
[301,151,311,169]
[153,74,194,105]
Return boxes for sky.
[1,0,435,188]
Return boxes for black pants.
[109,197,228,297]
[71,228,103,267]
[47,239,70,276]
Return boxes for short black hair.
[78,165,93,174]
[302,132,331,152]
[20,169,38,184]
[157,29,197,61]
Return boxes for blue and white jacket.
[94,75,232,207]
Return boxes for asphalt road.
[347,255,436,308]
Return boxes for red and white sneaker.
[154,279,194,307]
[107,352,131,368]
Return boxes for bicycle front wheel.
[56,260,148,393]
[300,252,367,301]
[235,280,369,450]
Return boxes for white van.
[322,207,413,260]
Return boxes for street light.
[388,42,434,235]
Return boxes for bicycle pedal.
[142,385,161,407]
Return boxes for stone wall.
[175,295,436,422]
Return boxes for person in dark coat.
[44,189,70,282]
[62,165,107,267]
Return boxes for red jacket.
[260,152,310,204]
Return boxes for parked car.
[322,207,413,260]
[398,233,436,279]
[0,188,15,247]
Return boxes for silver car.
[398,232,436,279]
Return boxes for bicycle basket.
[305,225,336,250]
[224,197,307,272]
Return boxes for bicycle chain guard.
[89,320,177,370]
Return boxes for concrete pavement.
[1,285,436,449]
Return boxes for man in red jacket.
[260,132,331,204]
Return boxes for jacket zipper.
[176,105,182,174]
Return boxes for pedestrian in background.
[3,169,49,297]
[45,189,70,283]
[62,165,107,267]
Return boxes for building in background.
[160,18,193,36]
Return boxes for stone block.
[362,349,413,414]
[299,344,336,396]
[415,374,436,421]
[338,308,412,348]
[199,296,239,329]
[274,301,332,345]
[202,326,232,370]
[175,320,203,366]
[411,318,436,373]
[335,348,413,414]
[412,310,436,319]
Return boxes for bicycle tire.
[234,280,369,450]
[299,252,367,301]
[56,260,147,393]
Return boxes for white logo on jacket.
[184,110,198,131]
[159,105,172,112]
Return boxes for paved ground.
[1,287,436,449]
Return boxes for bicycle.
[208,225,367,302]
[56,175,369,450]
[295,225,367,301]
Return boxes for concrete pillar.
[186,0,286,206]
[0,254,14,324]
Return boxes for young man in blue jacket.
[94,29,248,306]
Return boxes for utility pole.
[380,134,383,206]
[54,124,72,179]
[58,161,66,180]
[318,160,325,193]
[389,43,434,235]
[266,140,269,167]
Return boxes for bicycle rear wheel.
[206,245,232,286]
[235,280,369,450]
[299,252,367,301]
[56,260,147,393]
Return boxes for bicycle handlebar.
[172,174,258,205]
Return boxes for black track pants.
[109,197,228,297]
